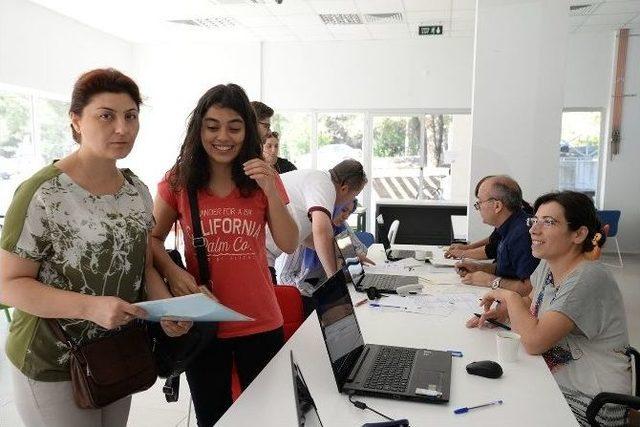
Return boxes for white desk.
[217,245,578,426]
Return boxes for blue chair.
[354,231,375,248]
[597,210,623,268]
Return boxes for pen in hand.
[473,313,511,330]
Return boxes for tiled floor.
[1,253,638,426]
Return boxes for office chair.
[354,231,375,248]
[596,210,623,268]
[388,220,400,246]
[586,347,639,426]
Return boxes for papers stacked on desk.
[135,294,254,322]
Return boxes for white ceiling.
[29,0,640,43]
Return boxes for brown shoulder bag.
[47,319,157,409]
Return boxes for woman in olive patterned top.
[0,69,191,427]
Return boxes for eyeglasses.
[473,198,496,210]
[526,217,570,228]
[258,121,271,130]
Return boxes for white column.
[467,0,568,241]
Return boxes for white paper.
[371,293,479,316]
[135,294,254,322]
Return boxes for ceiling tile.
[405,10,450,23]
[403,0,452,12]
[309,0,357,14]
[264,1,316,16]
[451,20,474,31]
[355,0,403,14]
[595,1,640,14]
[277,14,324,25]
[219,4,271,17]
[233,15,282,26]
[585,12,637,24]
[578,23,624,32]
[449,30,474,38]
[328,25,370,35]
[296,33,335,41]
[453,0,476,9]
[452,9,474,20]
[569,15,589,25]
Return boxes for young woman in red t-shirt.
[151,84,298,426]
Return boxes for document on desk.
[135,294,254,322]
[375,293,479,316]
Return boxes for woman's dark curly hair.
[533,191,606,253]
[168,83,262,197]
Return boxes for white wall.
[600,33,640,254]
[126,42,261,187]
[564,33,615,109]
[0,0,132,96]
[468,0,568,242]
[262,38,474,110]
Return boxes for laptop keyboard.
[364,274,402,290]
[364,347,417,393]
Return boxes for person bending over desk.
[468,191,631,427]
[455,175,538,296]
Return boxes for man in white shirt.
[266,159,367,284]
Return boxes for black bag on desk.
[151,187,218,402]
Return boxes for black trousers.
[185,327,284,427]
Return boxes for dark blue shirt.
[495,209,539,280]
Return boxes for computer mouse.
[465,360,503,379]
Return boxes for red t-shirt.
[157,176,288,338]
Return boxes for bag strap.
[187,187,212,289]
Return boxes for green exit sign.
[418,25,443,35]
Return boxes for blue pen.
[369,303,408,310]
[454,400,503,414]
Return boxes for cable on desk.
[348,393,395,421]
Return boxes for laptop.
[291,351,324,427]
[376,215,431,261]
[335,233,419,293]
[312,269,451,403]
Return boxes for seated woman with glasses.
[468,191,631,426]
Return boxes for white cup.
[496,331,521,362]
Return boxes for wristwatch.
[491,276,502,290]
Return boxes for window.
[36,98,74,164]
[316,113,364,171]
[371,113,471,203]
[267,109,470,232]
[559,111,602,199]
[0,89,73,215]
[271,112,311,169]
[372,115,422,200]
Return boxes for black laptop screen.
[291,351,323,427]
[334,234,365,288]
[312,270,365,390]
[376,214,392,251]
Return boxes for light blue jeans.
[10,364,131,427]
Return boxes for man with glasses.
[251,101,274,142]
[455,175,539,296]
